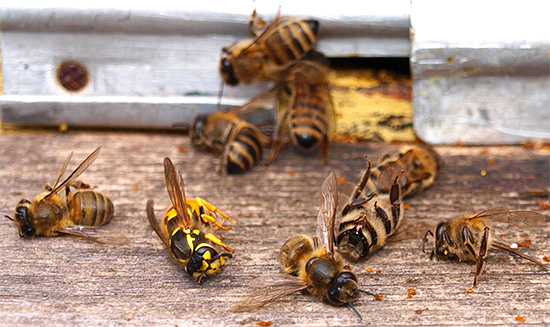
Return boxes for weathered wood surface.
[0,131,548,326]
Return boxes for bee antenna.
[347,302,362,321]
[422,230,434,253]
[217,80,225,110]
[4,215,14,221]
[358,289,376,296]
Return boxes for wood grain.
[0,131,548,326]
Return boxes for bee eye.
[221,58,231,68]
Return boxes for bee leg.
[320,133,329,164]
[389,174,402,227]
[374,202,392,235]
[473,227,490,287]
[204,233,235,253]
[265,108,291,166]
[347,157,372,204]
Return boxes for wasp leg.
[195,197,238,228]
[204,233,235,253]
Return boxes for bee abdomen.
[70,190,114,226]
[290,93,327,149]
[227,126,264,174]
[265,20,319,66]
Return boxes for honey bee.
[231,172,374,320]
[335,157,405,261]
[146,157,237,283]
[190,108,268,174]
[5,147,119,243]
[265,52,334,165]
[366,145,442,198]
[422,207,549,287]
[219,10,319,86]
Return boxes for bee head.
[433,222,459,261]
[189,115,208,147]
[219,47,239,86]
[12,199,37,238]
[326,271,361,306]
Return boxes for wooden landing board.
[0,131,548,326]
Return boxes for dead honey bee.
[231,172,374,320]
[146,157,237,283]
[219,9,319,86]
[335,156,405,261]
[366,145,442,198]
[5,147,120,243]
[190,109,268,174]
[423,207,549,287]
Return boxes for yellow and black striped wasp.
[146,157,236,284]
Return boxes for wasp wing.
[230,275,307,313]
[467,207,546,229]
[163,157,191,227]
[44,147,101,200]
[317,172,338,254]
[57,226,130,245]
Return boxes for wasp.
[365,145,442,198]
[190,109,268,174]
[231,172,375,320]
[423,207,549,287]
[335,156,406,261]
[146,157,237,283]
[219,9,319,86]
[5,147,120,243]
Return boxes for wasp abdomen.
[70,190,114,226]
[227,126,264,174]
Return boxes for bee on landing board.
[219,9,332,164]
[146,157,237,284]
[366,145,442,198]
[219,9,319,86]
[423,207,549,287]
[190,109,268,174]
[231,172,375,320]
[335,156,408,261]
[5,147,124,244]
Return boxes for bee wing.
[56,226,130,245]
[317,172,338,254]
[233,86,280,116]
[389,221,433,243]
[44,147,101,200]
[163,158,191,227]
[375,149,414,191]
[240,14,297,57]
[230,275,307,313]
[468,207,546,229]
[51,151,73,191]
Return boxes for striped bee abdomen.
[70,190,114,226]
[264,19,319,67]
[289,91,328,150]
[226,126,264,174]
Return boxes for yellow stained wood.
[331,69,415,142]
